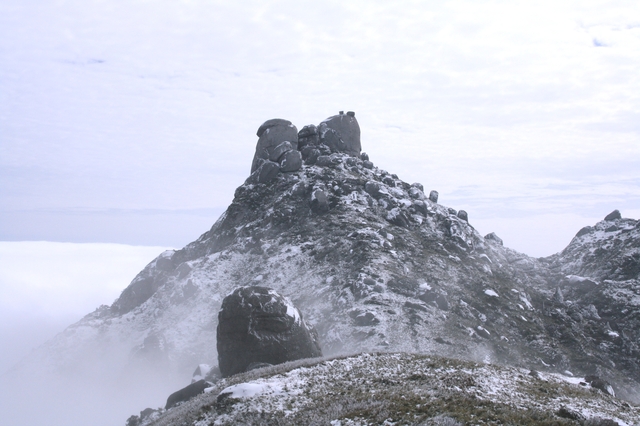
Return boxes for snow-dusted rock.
[279,149,302,172]
[256,118,291,138]
[216,286,322,378]
[310,188,329,213]
[300,147,318,162]
[255,160,280,184]
[585,375,616,397]
[553,287,564,303]
[269,141,293,162]
[191,364,214,383]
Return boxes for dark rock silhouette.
[217,286,322,378]
[298,124,320,149]
[125,408,162,426]
[251,119,298,173]
[250,111,361,182]
[165,379,211,409]
[604,209,622,221]
[318,111,361,156]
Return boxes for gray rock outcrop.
[251,119,298,173]
[484,232,503,245]
[298,124,319,149]
[604,209,622,221]
[249,112,361,183]
[217,286,322,378]
[279,149,302,172]
[317,111,361,156]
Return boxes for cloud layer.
[0,242,169,373]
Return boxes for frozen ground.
[146,353,640,425]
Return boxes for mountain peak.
[11,114,640,426]
[249,112,362,183]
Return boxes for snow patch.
[484,289,499,297]
[519,293,532,310]
[220,381,283,399]
[283,296,301,324]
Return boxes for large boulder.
[217,286,322,378]
[298,124,319,149]
[251,119,298,173]
[317,111,361,156]
[279,149,302,172]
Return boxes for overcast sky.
[2,0,639,256]
[1,0,639,373]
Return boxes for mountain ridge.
[7,113,640,425]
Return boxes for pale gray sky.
[1,0,639,256]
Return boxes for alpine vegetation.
[133,353,640,426]
[8,112,640,425]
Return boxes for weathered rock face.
[217,286,322,378]
[249,112,360,183]
[110,250,175,314]
[251,119,298,173]
[318,111,361,156]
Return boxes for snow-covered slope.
[145,353,640,425]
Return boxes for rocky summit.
[13,112,640,425]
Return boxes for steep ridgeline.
[542,210,640,395]
[16,112,640,406]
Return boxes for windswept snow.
[219,381,284,399]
